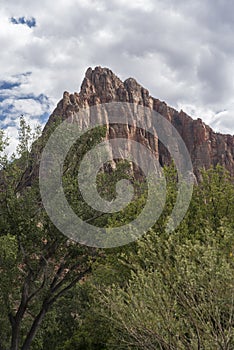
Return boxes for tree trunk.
[9,279,29,350]
[10,317,21,350]
[21,305,49,350]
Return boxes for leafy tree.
[90,167,234,349]
[1,115,234,350]
[0,119,101,350]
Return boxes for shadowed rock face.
[45,66,234,178]
[22,66,234,188]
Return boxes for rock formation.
[22,66,234,187]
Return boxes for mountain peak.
[85,66,115,79]
[83,66,122,87]
[43,66,234,180]
[79,66,124,102]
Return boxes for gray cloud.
[0,0,234,145]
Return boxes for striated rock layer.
[45,66,234,178]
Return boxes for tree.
[1,115,234,349]
[93,167,234,349]
[0,119,101,350]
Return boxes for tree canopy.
[0,119,233,349]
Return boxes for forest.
[0,118,234,350]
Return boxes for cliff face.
[44,66,234,179]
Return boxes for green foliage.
[92,166,234,349]
[96,225,234,349]
[0,122,99,350]
[0,116,234,350]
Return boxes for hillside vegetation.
[0,120,234,350]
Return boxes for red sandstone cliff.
[44,66,234,178]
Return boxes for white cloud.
[211,110,234,135]
[0,0,233,158]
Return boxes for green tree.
[92,167,234,349]
[0,120,101,350]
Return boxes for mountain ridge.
[45,66,234,179]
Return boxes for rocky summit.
[22,66,234,186]
[46,66,234,176]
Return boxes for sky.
[1,0,234,154]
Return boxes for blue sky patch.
[0,81,21,90]
[0,73,52,135]
[10,16,36,28]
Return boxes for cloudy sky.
[1,0,234,153]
